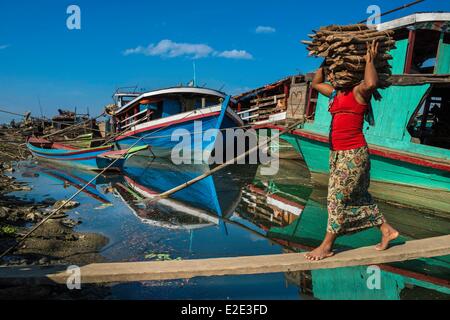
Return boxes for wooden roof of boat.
[115,87,229,115]
[377,12,450,31]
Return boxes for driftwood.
[303,23,395,89]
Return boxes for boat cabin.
[112,87,228,133]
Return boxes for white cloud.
[0,44,10,50]
[255,26,276,34]
[124,39,214,59]
[217,50,253,60]
[124,39,253,60]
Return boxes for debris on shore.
[0,160,108,267]
[0,125,111,299]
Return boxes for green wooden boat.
[276,13,450,213]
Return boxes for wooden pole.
[1,235,449,285]
[404,29,416,74]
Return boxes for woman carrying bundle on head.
[305,40,399,261]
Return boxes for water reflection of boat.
[112,156,258,229]
[113,177,218,230]
[38,162,112,205]
[238,183,311,231]
[123,156,257,217]
[285,265,450,300]
[234,180,450,300]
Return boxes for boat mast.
[193,61,197,87]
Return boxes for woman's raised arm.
[355,40,379,104]
[311,67,334,98]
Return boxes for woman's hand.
[365,40,379,64]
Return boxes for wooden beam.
[0,235,449,285]
[404,29,416,74]
[389,74,450,85]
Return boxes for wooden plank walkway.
[1,235,449,285]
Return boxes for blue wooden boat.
[110,87,243,163]
[27,137,113,171]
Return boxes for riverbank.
[0,129,110,299]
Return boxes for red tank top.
[329,90,368,151]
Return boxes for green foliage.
[144,252,182,261]
[0,224,17,236]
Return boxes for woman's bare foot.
[305,246,334,261]
[376,223,400,251]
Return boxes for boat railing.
[120,108,149,124]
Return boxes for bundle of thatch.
[302,24,396,89]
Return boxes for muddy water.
[6,157,450,300]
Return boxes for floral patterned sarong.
[327,146,385,235]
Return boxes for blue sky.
[0,0,449,122]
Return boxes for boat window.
[407,85,450,150]
[406,30,441,74]
[180,95,222,112]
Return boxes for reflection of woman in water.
[305,41,399,261]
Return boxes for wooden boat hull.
[114,101,243,163]
[27,142,113,171]
[278,128,450,213]
[95,156,125,172]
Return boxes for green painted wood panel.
[303,93,331,135]
[302,83,450,160]
[435,40,450,74]
[284,133,450,191]
[389,39,408,75]
[365,85,429,142]
[312,266,450,300]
